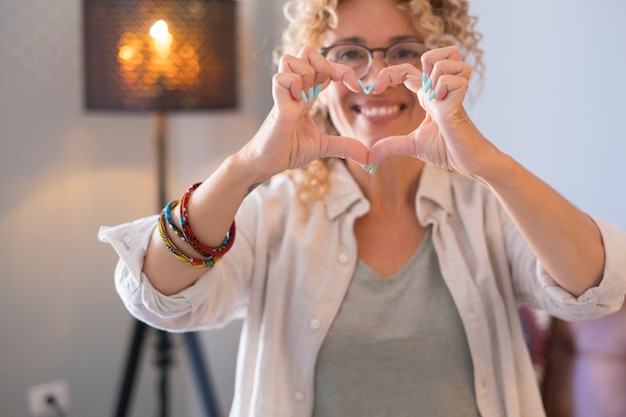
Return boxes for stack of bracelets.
[158,182,236,268]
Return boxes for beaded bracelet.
[178,182,236,258]
[157,208,220,268]
[164,199,187,242]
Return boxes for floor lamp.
[82,1,238,416]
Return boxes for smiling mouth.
[355,104,404,118]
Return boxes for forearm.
[143,152,269,295]
[480,153,605,297]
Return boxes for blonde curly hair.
[276,0,484,204]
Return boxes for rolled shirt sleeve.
[98,215,221,330]
[98,201,256,332]
[536,216,626,320]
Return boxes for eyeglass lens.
[323,42,428,78]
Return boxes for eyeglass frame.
[319,40,430,79]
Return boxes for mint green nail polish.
[307,86,315,102]
[314,83,323,98]
[358,79,368,94]
[360,164,379,174]
[428,89,436,101]
[423,77,432,93]
[422,73,428,85]
[301,90,308,103]
[357,80,375,95]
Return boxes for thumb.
[321,134,370,166]
[368,134,416,166]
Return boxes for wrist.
[474,151,523,192]
[231,143,282,186]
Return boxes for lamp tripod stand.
[82,2,238,414]
[112,112,220,417]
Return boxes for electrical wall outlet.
[27,379,71,417]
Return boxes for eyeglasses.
[320,40,429,79]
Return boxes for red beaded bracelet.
[158,208,220,268]
[178,182,236,258]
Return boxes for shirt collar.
[323,159,455,221]
[324,159,368,221]
[416,164,454,220]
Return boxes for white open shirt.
[99,160,626,417]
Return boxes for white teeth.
[360,105,400,117]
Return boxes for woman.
[99,0,626,416]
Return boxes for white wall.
[1,0,625,416]
[0,0,277,416]
[467,0,626,229]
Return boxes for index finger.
[421,46,461,77]
[369,63,423,94]
[296,45,333,88]
[328,62,362,93]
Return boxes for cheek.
[318,83,348,108]
[319,85,352,130]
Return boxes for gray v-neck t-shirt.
[313,230,481,417]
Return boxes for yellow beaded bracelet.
[157,209,220,268]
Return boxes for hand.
[368,46,499,179]
[239,46,370,180]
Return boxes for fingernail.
[360,164,379,174]
[428,89,436,101]
[358,79,368,94]
[422,73,428,86]
[301,90,308,103]
[307,86,315,102]
[313,83,323,98]
[423,77,432,93]
[357,79,375,95]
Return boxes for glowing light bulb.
[149,19,173,59]
[149,20,170,41]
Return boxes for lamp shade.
[83,0,237,111]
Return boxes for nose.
[361,52,387,82]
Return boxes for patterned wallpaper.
[0,0,82,121]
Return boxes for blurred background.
[1,0,624,416]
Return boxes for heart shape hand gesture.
[239,45,496,182]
